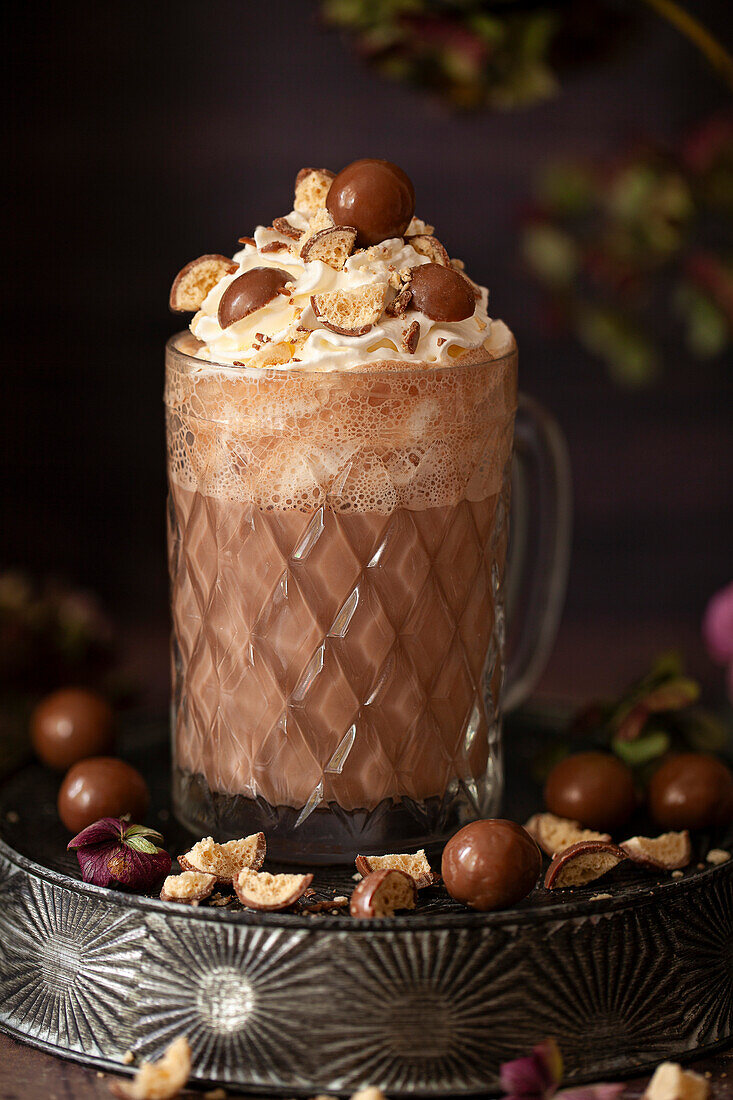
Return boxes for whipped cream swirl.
[189,212,513,371]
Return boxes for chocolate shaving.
[386,281,413,317]
[402,320,420,355]
[273,216,303,241]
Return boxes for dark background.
[5,1,732,706]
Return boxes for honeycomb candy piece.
[178,833,266,883]
[234,868,313,911]
[159,871,216,904]
[355,848,437,888]
[109,1036,191,1100]
[294,167,335,215]
[311,284,388,336]
[169,254,237,312]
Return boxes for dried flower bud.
[68,816,171,891]
[499,1038,563,1099]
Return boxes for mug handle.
[502,393,573,711]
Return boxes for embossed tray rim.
[2,832,729,933]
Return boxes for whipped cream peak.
[169,161,514,371]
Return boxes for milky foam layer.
[188,214,512,371]
[166,335,517,513]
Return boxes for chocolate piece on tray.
[234,868,313,911]
[442,820,541,912]
[57,757,149,833]
[648,753,733,830]
[620,831,691,871]
[544,751,636,831]
[160,870,216,904]
[300,225,357,270]
[311,284,388,336]
[355,848,438,889]
[544,840,627,889]
[327,159,415,248]
[169,254,237,312]
[409,263,475,322]
[31,688,114,771]
[350,869,417,918]
[218,267,292,328]
[525,812,611,857]
[294,167,335,214]
[178,832,266,883]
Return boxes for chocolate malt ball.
[648,753,733,830]
[58,757,149,833]
[31,688,114,772]
[217,267,291,328]
[327,159,415,248]
[409,263,475,322]
[544,752,636,832]
[442,819,541,911]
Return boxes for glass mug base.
[172,763,503,865]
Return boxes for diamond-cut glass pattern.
[169,479,510,855]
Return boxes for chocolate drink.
[167,336,516,861]
[167,159,518,861]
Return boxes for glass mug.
[166,333,571,863]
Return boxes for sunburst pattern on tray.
[321,926,525,1092]
[0,876,145,1054]
[672,872,733,1043]
[506,904,690,1070]
[131,916,328,1086]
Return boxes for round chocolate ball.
[409,263,476,323]
[648,753,733,831]
[544,751,636,831]
[217,267,291,329]
[442,819,541,911]
[326,159,415,248]
[57,757,149,834]
[31,688,114,772]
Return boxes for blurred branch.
[639,0,733,94]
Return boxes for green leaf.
[612,729,670,767]
[125,834,160,855]
[522,224,578,286]
[643,678,700,712]
[125,823,165,846]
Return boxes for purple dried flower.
[500,1039,563,1099]
[68,816,171,890]
[557,1086,625,1100]
[703,581,733,666]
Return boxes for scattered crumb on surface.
[110,1035,191,1100]
[697,863,706,870]
[589,893,612,901]
[204,1090,227,1099]
[644,1061,710,1100]
[352,873,362,881]
[706,848,730,865]
[6,810,19,823]
[121,1051,135,1065]
[671,871,684,879]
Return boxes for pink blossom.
[703,582,733,665]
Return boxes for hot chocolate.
[167,161,517,861]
